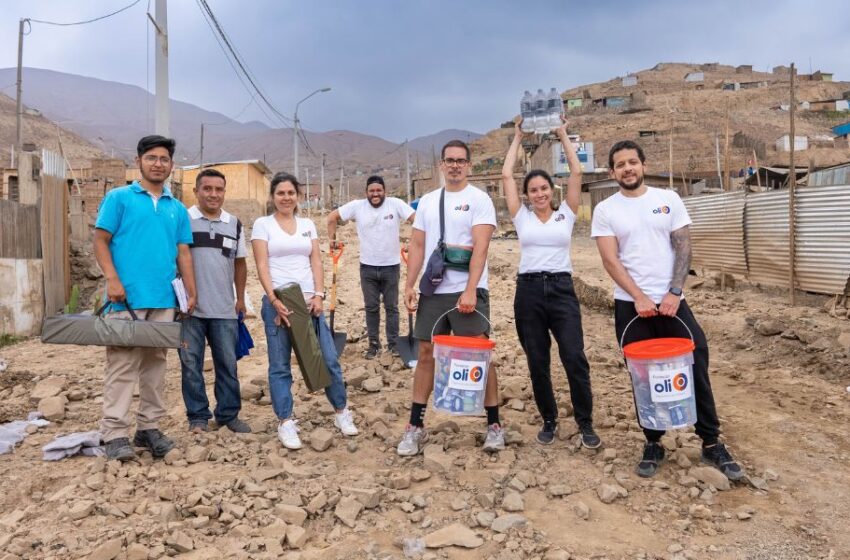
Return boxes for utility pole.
[405,139,412,203]
[714,134,723,190]
[293,121,299,181]
[789,62,797,306]
[668,123,673,192]
[15,18,26,162]
[199,123,205,168]
[338,161,344,206]
[723,101,730,191]
[148,0,170,136]
[320,153,326,211]
[305,167,310,216]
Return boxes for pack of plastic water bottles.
[520,88,563,134]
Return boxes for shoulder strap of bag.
[438,188,446,248]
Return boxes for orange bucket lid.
[433,335,495,350]
[623,337,695,360]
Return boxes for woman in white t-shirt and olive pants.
[502,118,600,448]
[251,172,358,450]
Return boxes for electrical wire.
[192,0,283,128]
[29,0,143,26]
[195,0,293,127]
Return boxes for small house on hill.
[181,160,271,222]
[736,64,753,74]
[810,99,849,112]
[592,95,629,108]
[565,97,583,111]
[773,65,790,75]
[810,71,833,82]
[775,135,808,152]
[832,121,850,139]
[622,75,638,87]
[685,72,704,82]
[700,63,719,71]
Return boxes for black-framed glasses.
[442,158,469,166]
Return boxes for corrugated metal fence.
[683,185,850,295]
[685,191,747,277]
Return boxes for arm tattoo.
[670,226,691,290]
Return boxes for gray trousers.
[359,263,400,350]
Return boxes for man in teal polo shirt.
[93,135,196,461]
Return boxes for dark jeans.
[360,263,400,351]
[614,299,720,444]
[178,316,242,426]
[514,273,593,427]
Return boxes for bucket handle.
[430,306,493,341]
[618,314,694,351]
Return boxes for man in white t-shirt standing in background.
[397,139,503,456]
[591,140,744,481]
[327,175,415,359]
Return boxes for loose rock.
[423,523,484,549]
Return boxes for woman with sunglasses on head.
[502,116,600,449]
[251,172,358,450]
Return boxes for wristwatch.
[668,287,683,296]
[313,291,326,299]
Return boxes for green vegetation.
[63,284,80,315]
[0,334,23,348]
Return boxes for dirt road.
[1,219,849,560]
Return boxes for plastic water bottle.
[533,89,548,134]
[547,87,563,128]
[520,90,535,133]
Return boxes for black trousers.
[614,299,720,444]
[514,273,593,427]
[359,264,400,351]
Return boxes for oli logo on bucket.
[447,359,486,391]
[648,367,692,403]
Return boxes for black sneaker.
[104,437,135,462]
[189,422,209,434]
[223,417,252,433]
[388,346,400,358]
[364,347,379,359]
[635,441,665,478]
[701,443,745,481]
[580,425,602,449]
[536,420,558,445]
[133,429,175,458]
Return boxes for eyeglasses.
[442,158,469,167]
[142,155,172,165]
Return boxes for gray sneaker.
[105,437,135,462]
[482,424,506,453]
[222,418,252,433]
[397,425,426,456]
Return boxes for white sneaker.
[334,408,359,436]
[482,424,506,453]
[397,425,426,456]
[277,419,302,449]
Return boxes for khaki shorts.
[413,289,490,342]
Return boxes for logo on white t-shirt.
[301,231,311,237]
[454,204,470,211]
[554,213,565,222]
[652,206,671,214]
[383,214,394,220]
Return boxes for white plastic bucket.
[431,308,495,416]
[621,316,698,430]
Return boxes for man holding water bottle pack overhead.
[397,139,503,456]
[591,140,744,481]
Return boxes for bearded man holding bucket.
[397,139,503,456]
[591,140,744,481]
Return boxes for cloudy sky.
[2,0,848,142]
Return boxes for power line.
[192,0,283,128]
[29,0,143,26]
[195,0,293,128]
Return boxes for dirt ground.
[1,216,849,560]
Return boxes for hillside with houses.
[467,62,850,186]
